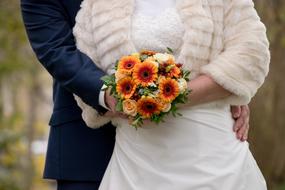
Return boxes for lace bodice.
[131,8,185,56]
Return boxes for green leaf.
[182,70,191,80]
[166,65,175,72]
[110,85,117,96]
[177,112,183,117]
[166,47,174,54]
[140,54,149,62]
[115,99,123,112]
[100,75,110,81]
[101,75,117,93]
[114,60,119,70]
[132,116,143,129]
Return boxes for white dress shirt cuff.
[99,84,110,111]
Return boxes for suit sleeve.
[200,0,270,105]
[20,0,107,112]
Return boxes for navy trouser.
[57,180,101,190]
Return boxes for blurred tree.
[250,0,285,189]
[0,1,52,190]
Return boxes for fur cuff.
[74,95,111,129]
[200,60,252,105]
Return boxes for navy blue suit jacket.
[21,0,116,181]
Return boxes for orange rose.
[122,99,137,117]
[161,102,172,112]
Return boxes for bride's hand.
[231,105,250,142]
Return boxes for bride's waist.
[181,100,231,112]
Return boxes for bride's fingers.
[233,105,249,133]
[238,106,250,140]
[236,127,245,141]
[231,105,241,119]
[242,124,249,141]
[233,116,244,132]
[236,119,248,141]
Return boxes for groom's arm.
[20,0,107,114]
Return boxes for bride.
[73,0,270,189]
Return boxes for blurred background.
[0,0,284,190]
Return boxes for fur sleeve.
[200,0,270,105]
[73,0,111,128]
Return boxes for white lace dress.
[99,5,267,190]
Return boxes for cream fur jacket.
[72,0,270,128]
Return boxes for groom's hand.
[231,105,250,142]
[104,88,117,113]
[104,88,127,119]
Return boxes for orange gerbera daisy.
[159,59,181,78]
[133,61,158,87]
[116,77,137,99]
[118,55,141,74]
[159,78,180,102]
[137,97,162,118]
[168,66,181,78]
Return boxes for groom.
[21,0,251,189]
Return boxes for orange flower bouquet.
[101,48,191,128]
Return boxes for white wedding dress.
[99,1,267,189]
